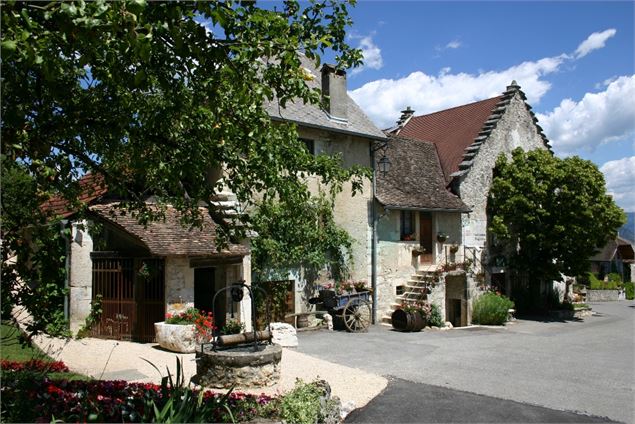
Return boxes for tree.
[1,158,69,340]
[488,148,625,307]
[1,0,366,234]
[1,0,368,338]
[252,191,353,283]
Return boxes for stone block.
[269,322,298,347]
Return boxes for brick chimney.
[321,64,348,122]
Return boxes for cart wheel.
[343,299,372,332]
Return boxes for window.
[400,210,415,241]
[300,138,315,155]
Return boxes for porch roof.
[89,203,248,258]
[376,135,470,212]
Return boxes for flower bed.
[1,374,276,423]
[1,359,69,373]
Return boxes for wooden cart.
[312,290,372,332]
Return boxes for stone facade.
[291,126,374,313]
[68,217,253,336]
[458,92,548,255]
[376,85,550,324]
[69,220,94,333]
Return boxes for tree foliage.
[1,0,366,236]
[1,0,368,338]
[1,158,69,340]
[251,192,352,283]
[488,148,625,286]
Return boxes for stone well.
[195,344,282,388]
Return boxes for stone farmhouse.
[51,65,557,338]
[44,175,252,341]
[53,55,386,341]
[375,81,551,326]
[263,55,386,311]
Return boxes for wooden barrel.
[392,310,425,332]
[391,309,412,331]
[410,312,426,332]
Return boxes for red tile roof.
[397,96,502,183]
[41,173,108,218]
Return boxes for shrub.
[472,292,514,325]
[279,380,322,424]
[589,273,620,290]
[428,304,444,327]
[625,283,634,300]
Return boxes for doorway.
[419,212,433,263]
[194,267,227,329]
[91,256,165,342]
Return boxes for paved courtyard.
[296,301,635,423]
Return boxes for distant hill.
[619,212,635,243]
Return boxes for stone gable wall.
[458,92,548,252]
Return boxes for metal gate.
[91,257,165,342]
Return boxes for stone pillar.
[69,220,93,334]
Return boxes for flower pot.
[154,322,199,353]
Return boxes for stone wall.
[375,209,464,318]
[458,92,548,252]
[586,289,620,302]
[287,127,373,313]
[299,127,373,284]
[69,220,94,333]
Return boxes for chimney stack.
[321,64,348,122]
[397,106,415,126]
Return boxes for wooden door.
[419,212,433,263]
[136,258,165,342]
[92,257,164,342]
[92,257,135,340]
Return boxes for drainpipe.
[371,147,377,324]
[60,219,70,321]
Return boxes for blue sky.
[336,1,634,211]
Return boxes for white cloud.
[446,40,462,49]
[351,34,383,75]
[537,75,635,155]
[350,55,566,128]
[574,28,616,59]
[600,156,635,212]
[349,29,618,129]
[360,36,383,70]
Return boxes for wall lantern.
[377,155,391,177]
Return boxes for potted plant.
[412,246,427,257]
[353,280,369,293]
[154,307,214,353]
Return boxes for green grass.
[0,323,49,361]
[1,322,90,380]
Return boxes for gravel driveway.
[297,301,635,424]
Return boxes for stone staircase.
[380,265,441,326]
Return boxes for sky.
[334,1,634,212]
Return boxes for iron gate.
[91,257,165,342]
